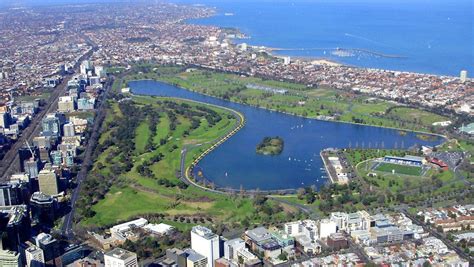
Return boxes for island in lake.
[256,136,284,155]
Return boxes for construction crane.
[24,140,36,161]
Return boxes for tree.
[278,251,288,261]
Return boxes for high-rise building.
[63,150,75,167]
[80,61,91,75]
[30,192,56,226]
[94,65,105,78]
[0,111,11,128]
[104,248,138,267]
[24,158,40,179]
[49,150,62,166]
[57,96,76,113]
[0,249,22,267]
[191,226,221,267]
[460,70,468,83]
[0,181,28,206]
[18,147,39,172]
[33,136,51,150]
[88,76,100,86]
[41,114,61,137]
[63,122,75,137]
[0,205,31,252]
[38,169,59,196]
[34,234,59,264]
[184,249,207,267]
[77,98,95,110]
[23,243,45,267]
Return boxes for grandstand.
[383,155,426,167]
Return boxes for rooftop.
[191,225,217,239]
[105,248,136,261]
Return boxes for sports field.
[374,162,422,176]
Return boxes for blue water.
[130,80,444,190]
[178,0,473,76]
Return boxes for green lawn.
[375,162,422,176]
[80,94,293,228]
[122,65,450,133]
[135,121,151,153]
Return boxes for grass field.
[374,162,422,176]
[79,95,295,229]
[121,65,451,133]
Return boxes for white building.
[223,238,245,261]
[104,248,137,267]
[0,250,21,267]
[143,223,174,235]
[284,220,318,240]
[57,96,75,113]
[191,225,220,267]
[94,65,105,78]
[63,122,75,137]
[330,212,348,232]
[319,219,337,239]
[111,218,148,234]
[460,70,467,83]
[24,244,44,267]
[184,249,208,267]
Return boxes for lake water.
[130,80,444,190]
[179,0,473,76]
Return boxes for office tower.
[41,114,60,137]
[80,61,91,75]
[24,158,40,179]
[9,174,30,184]
[0,111,11,128]
[63,122,75,137]
[38,169,59,196]
[95,65,105,77]
[38,148,50,164]
[61,245,89,266]
[0,249,22,267]
[50,150,62,166]
[33,136,52,150]
[104,248,138,267]
[41,113,65,137]
[34,234,59,264]
[63,151,75,167]
[24,243,45,267]
[18,146,39,172]
[88,76,100,86]
[57,96,76,113]
[184,249,207,267]
[0,205,31,252]
[460,70,468,83]
[30,192,56,226]
[0,181,28,206]
[191,226,221,267]
[77,98,95,110]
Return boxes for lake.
[130,80,444,190]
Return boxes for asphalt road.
[61,77,113,238]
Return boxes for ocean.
[179,0,473,76]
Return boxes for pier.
[267,47,407,59]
